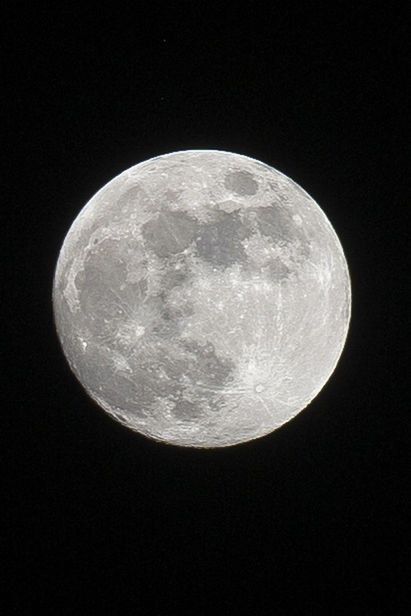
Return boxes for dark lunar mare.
[195,210,252,268]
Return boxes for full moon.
[53,150,351,448]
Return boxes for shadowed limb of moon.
[53,150,351,448]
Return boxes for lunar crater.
[224,169,259,196]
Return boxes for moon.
[53,150,351,448]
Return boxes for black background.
[4,3,409,614]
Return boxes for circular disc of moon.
[53,150,351,448]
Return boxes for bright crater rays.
[53,150,351,447]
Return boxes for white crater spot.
[53,149,351,448]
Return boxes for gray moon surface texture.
[53,150,351,448]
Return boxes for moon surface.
[53,150,351,448]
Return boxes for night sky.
[4,4,409,614]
